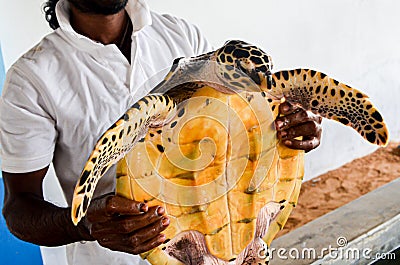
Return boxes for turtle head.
[151,52,216,94]
[152,40,275,94]
[212,40,275,92]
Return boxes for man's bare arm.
[2,167,93,246]
[2,167,169,253]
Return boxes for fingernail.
[162,217,170,226]
[276,120,283,129]
[280,131,287,138]
[285,140,292,146]
[283,105,290,112]
[157,207,165,216]
[139,203,148,212]
[159,234,166,242]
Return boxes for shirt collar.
[55,0,152,49]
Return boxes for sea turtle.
[71,40,388,264]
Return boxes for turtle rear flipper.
[71,95,175,225]
[164,231,228,265]
[235,202,281,265]
[271,69,389,146]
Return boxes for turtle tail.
[270,69,389,146]
[71,95,176,225]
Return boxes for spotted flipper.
[71,95,175,225]
[205,40,388,146]
[271,69,389,146]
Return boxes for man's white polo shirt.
[0,0,211,264]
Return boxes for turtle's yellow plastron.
[71,40,388,265]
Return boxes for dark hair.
[43,0,60,30]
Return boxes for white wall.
[0,0,50,69]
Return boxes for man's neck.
[69,5,128,45]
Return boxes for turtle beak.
[151,55,213,94]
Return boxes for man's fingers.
[275,102,323,153]
[105,196,148,216]
[278,121,322,140]
[91,206,166,234]
[117,206,167,234]
[279,101,300,115]
[129,234,167,255]
[87,195,148,223]
[97,233,166,255]
[129,216,170,245]
[124,234,167,255]
[275,109,321,131]
[275,109,307,131]
[130,234,167,255]
[96,220,168,255]
[283,137,321,153]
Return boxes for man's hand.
[85,195,169,255]
[275,102,322,152]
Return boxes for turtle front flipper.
[71,95,176,225]
[271,69,389,146]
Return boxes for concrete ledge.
[270,178,400,265]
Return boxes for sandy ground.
[277,142,400,237]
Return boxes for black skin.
[2,0,322,256]
[276,101,322,152]
[2,167,169,254]
[68,0,128,15]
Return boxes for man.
[0,0,322,264]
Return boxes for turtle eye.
[234,59,269,86]
[235,59,248,74]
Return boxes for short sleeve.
[0,67,57,173]
[174,17,213,55]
